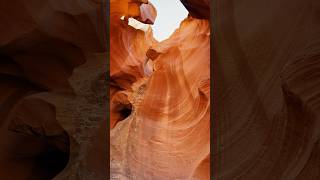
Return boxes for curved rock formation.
[0,0,106,179]
[110,0,210,179]
[213,0,320,179]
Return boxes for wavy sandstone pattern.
[110,0,210,179]
[213,0,320,179]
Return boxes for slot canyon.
[214,0,320,179]
[0,0,319,179]
[0,0,107,179]
[110,0,210,179]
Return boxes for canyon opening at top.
[148,0,188,42]
[119,0,189,42]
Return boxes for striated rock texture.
[0,0,107,179]
[110,0,210,179]
[213,0,320,179]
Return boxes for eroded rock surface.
[110,0,210,179]
[213,0,320,179]
[0,0,107,179]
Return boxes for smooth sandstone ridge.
[110,0,210,179]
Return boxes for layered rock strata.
[110,0,210,179]
[213,0,320,179]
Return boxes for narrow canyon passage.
[110,0,210,179]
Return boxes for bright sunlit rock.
[128,17,150,32]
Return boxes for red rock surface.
[110,0,210,179]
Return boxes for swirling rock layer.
[110,0,210,179]
[213,0,320,179]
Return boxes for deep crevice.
[117,103,132,120]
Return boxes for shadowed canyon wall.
[110,0,210,179]
[0,0,107,179]
[213,0,320,179]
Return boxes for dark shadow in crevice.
[27,133,70,180]
[34,148,69,179]
[118,103,132,120]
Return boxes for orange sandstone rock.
[110,1,210,179]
